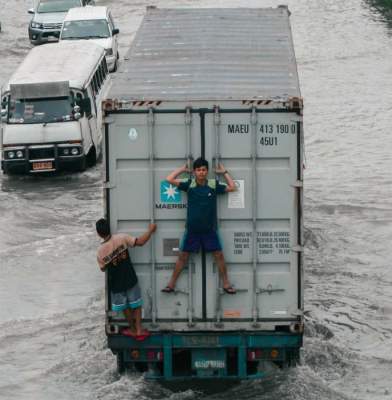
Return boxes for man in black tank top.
[96,219,156,339]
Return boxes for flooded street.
[1,0,392,399]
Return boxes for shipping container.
[102,6,304,380]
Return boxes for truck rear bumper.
[108,331,302,380]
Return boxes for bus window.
[92,74,98,96]
[102,57,108,76]
[97,65,104,88]
[97,71,102,90]
[95,70,102,92]
[81,91,92,117]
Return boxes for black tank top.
[107,245,138,292]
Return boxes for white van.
[60,6,119,72]
[0,41,110,174]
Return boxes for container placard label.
[228,180,245,209]
[257,231,290,256]
[233,231,251,255]
[230,230,290,257]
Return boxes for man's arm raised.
[216,163,236,192]
[166,164,189,187]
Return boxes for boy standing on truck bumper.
[96,219,156,339]
[162,157,237,294]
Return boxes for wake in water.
[0,288,356,400]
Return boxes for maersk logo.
[160,181,181,203]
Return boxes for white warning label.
[228,180,245,209]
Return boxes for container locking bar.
[147,108,158,327]
[185,107,195,327]
[213,106,224,326]
[250,107,259,327]
[185,107,193,169]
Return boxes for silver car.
[28,0,94,45]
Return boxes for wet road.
[1,0,392,399]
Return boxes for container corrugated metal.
[104,7,304,334]
[109,7,301,102]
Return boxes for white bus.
[0,41,111,173]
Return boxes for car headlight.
[62,148,70,156]
[7,151,15,159]
[105,48,113,56]
[71,147,79,155]
[31,21,43,29]
[16,150,24,158]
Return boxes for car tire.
[116,353,125,374]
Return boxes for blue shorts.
[180,230,222,253]
[111,283,143,312]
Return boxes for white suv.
[60,6,120,72]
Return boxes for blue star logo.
[160,181,181,203]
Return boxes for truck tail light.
[247,349,263,360]
[147,350,164,361]
[130,350,140,359]
[270,349,279,359]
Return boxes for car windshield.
[37,0,81,14]
[61,19,110,39]
[8,97,74,124]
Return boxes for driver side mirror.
[76,98,91,116]
[28,8,34,14]
[73,105,81,120]
[112,28,120,35]
[1,109,7,122]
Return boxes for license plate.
[32,161,53,170]
[193,360,226,369]
[192,349,226,370]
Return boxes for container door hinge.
[292,245,304,253]
[104,116,115,124]
[103,182,116,189]
[291,309,304,317]
[291,180,303,188]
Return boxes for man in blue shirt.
[162,157,237,294]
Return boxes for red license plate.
[32,161,53,171]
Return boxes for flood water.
[1,0,392,399]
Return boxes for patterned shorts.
[111,283,143,312]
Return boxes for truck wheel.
[134,362,148,373]
[288,349,300,367]
[116,353,125,374]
